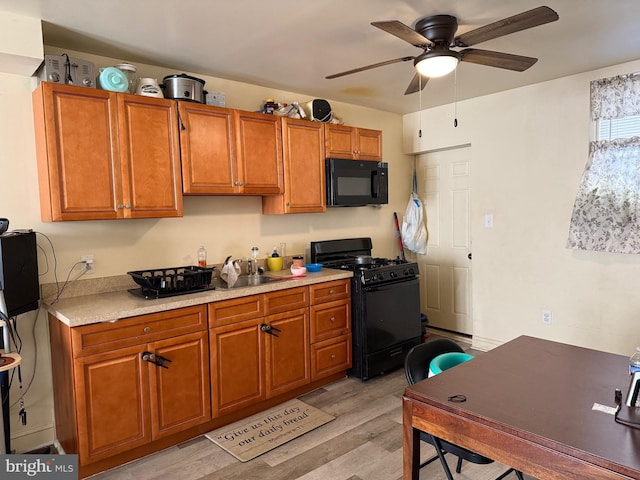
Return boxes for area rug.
[205,399,334,462]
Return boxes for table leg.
[403,396,420,480]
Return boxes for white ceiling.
[2,0,640,114]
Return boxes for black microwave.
[325,158,388,207]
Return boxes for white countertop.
[45,269,353,327]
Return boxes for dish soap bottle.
[271,246,279,257]
[198,245,207,267]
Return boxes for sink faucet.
[247,258,255,275]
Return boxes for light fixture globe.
[414,50,460,77]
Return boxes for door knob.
[467,253,472,260]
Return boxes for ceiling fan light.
[415,53,459,77]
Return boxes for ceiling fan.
[326,6,559,95]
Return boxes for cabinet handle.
[141,351,171,368]
[143,326,150,333]
[235,181,244,186]
[260,323,280,337]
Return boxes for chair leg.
[455,456,463,473]
[495,467,525,480]
[429,435,455,480]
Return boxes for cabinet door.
[118,94,183,218]
[210,320,265,416]
[264,308,310,397]
[74,345,150,464]
[178,103,237,194]
[33,82,121,221]
[148,331,211,439]
[356,128,382,161]
[324,124,356,159]
[262,118,325,214]
[235,110,283,194]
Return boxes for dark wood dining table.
[402,335,640,479]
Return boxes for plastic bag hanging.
[401,170,428,255]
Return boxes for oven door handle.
[363,277,419,292]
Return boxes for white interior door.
[417,146,472,335]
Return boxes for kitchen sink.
[213,275,278,289]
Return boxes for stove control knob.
[389,271,396,278]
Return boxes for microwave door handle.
[371,171,379,198]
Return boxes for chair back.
[404,338,464,385]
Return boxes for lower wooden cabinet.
[209,288,310,417]
[49,306,210,467]
[49,280,350,478]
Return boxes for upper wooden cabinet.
[324,124,382,161]
[32,82,183,221]
[262,118,325,214]
[179,103,283,194]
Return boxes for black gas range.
[311,238,422,380]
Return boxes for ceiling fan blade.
[460,48,538,71]
[371,20,432,47]
[454,6,559,47]
[404,72,430,95]
[326,56,414,79]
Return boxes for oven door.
[363,277,421,353]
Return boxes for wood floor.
[88,362,537,480]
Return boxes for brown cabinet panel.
[262,118,325,214]
[32,82,183,221]
[264,308,310,397]
[311,334,352,381]
[210,319,265,416]
[235,110,283,194]
[118,95,182,218]
[325,123,382,161]
[208,294,264,328]
[178,103,236,194]
[324,124,356,159]
[33,83,120,221]
[149,331,211,438]
[310,299,351,343]
[74,346,151,464]
[264,286,308,315]
[72,305,207,357]
[309,279,351,304]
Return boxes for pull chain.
[454,68,458,128]
[418,74,423,138]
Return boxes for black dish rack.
[127,266,215,299]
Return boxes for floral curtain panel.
[567,74,640,253]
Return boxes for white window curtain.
[567,73,640,253]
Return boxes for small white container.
[137,77,163,98]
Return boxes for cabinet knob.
[124,204,131,209]
[235,181,244,186]
[330,316,336,322]
[329,289,334,294]
[143,326,150,333]
[117,204,124,209]
[331,354,336,360]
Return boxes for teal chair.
[404,339,524,480]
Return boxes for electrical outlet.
[81,254,95,273]
[542,309,552,325]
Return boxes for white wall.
[0,45,410,451]
[404,59,640,355]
